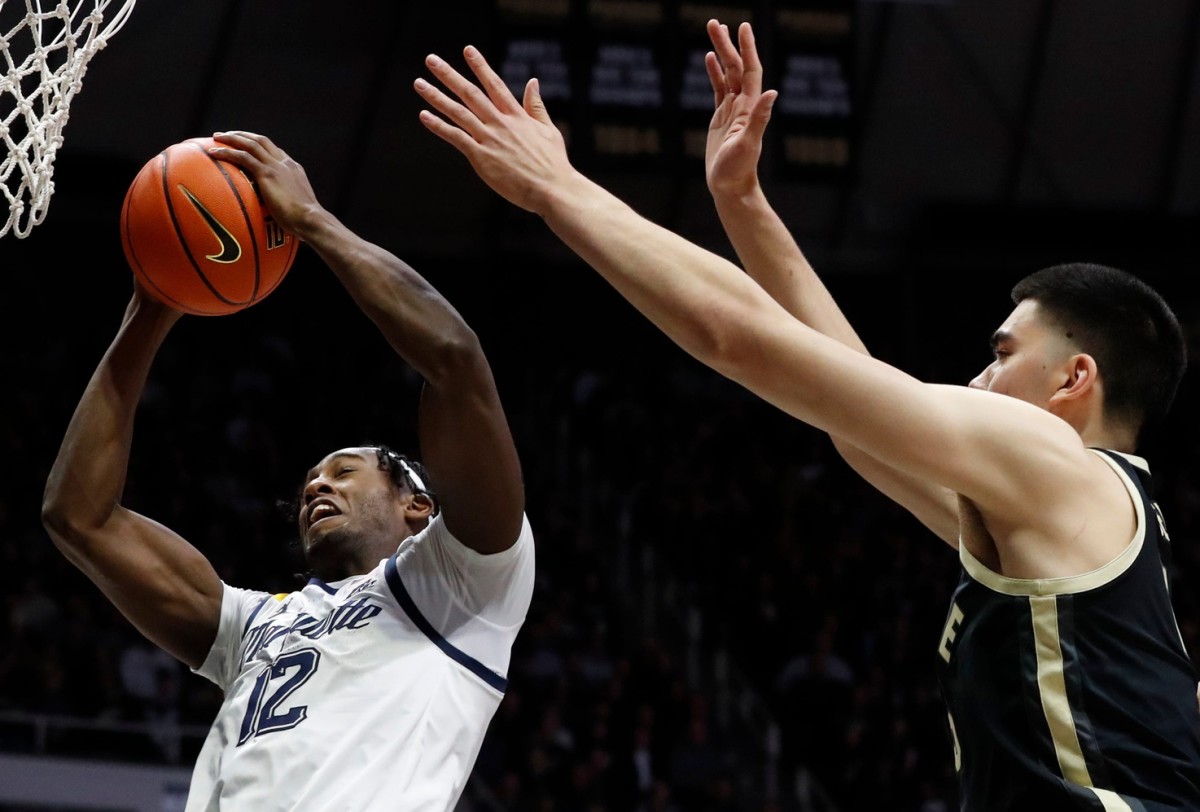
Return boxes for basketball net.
[1,0,136,238]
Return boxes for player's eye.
[336,467,355,477]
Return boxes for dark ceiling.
[3,0,1199,384]
[5,0,1197,263]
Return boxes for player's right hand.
[208,131,324,241]
[704,20,778,199]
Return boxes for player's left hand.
[705,20,778,199]
[128,277,186,325]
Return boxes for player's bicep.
[56,507,223,670]
[717,315,1084,516]
[896,383,1091,518]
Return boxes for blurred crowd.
[2,250,1198,812]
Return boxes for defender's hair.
[1011,262,1186,443]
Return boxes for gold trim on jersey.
[1103,450,1149,473]
[1091,789,1135,812]
[959,449,1146,596]
[1030,596,1090,784]
[1030,595,1134,812]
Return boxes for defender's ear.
[1052,353,1099,404]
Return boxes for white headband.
[392,454,427,493]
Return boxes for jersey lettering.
[947,711,962,771]
[242,595,383,665]
[939,603,965,663]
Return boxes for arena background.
[2,1,1199,810]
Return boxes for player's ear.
[405,492,436,522]
[1052,353,1098,404]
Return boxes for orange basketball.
[120,136,298,316]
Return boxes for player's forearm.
[537,176,977,490]
[293,210,485,388]
[42,300,176,541]
[713,185,959,537]
[540,173,774,366]
[713,184,868,355]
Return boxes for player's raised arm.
[209,131,524,554]
[413,47,1103,548]
[703,20,958,545]
[42,288,224,670]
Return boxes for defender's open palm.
[415,47,575,215]
[705,20,778,198]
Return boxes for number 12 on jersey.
[238,648,322,745]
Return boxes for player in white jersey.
[42,130,534,811]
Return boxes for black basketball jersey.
[935,449,1200,811]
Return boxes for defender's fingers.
[417,108,482,157]
[462,45,524,114]
[522,78,552,125]
[708,20,744,93]
[414,76,486,141]
[745,89,778,139]
[424,53,502,124]
[705,51,727,104]
[737,22,765,95]
[706,18,735,62]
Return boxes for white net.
[1,0,136,238]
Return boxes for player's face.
[969,299,1076,409]
[298,447,407,565]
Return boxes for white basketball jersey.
[185,513,535,811]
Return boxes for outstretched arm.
[210,132,523,554]
[42,289,223,670]
[703,20,957,546]
[413,47,1097,546]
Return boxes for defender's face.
[969,299,1075,408]
[298,447,404,559]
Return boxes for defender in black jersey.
[416,20,1200,810]
[938,449,1200,810]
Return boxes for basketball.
[120,136,299,316]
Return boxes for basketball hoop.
[1,0,137,238]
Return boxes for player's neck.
[308,542,389,582]
[1077,421,1138,455]
[1057,396,1138,455]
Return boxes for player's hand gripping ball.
[120,136,298,315]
